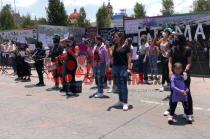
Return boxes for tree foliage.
[192,0,210,12]
[162,0,174,16]
[21,14,37,28]
[96,3,111,28]
[76,7,90,27]
[37,18,48,25]
[0,4,16,30]
[46,0,68,26]
[134,2,146,18]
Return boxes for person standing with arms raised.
[154,28,173,92]
[112,32,132,111]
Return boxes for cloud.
[2,0,37,8]
[174,0,193,13]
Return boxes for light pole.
[14,0,16,13]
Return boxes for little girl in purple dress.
[168,63,191,124]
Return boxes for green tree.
[0,4,16,30]
[76,7,90,27]
[192,0,210,12]
[96,3,111,28]
[46,0,68,26]
[134,2,146,18]
[37,18,48,25]
[21,14,37,28]
[162,0,174,16]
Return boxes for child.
[168,62,191,124]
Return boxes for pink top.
[149,45,158,56]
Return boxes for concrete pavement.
[0,72,210,139]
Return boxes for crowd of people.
[0,27,195,124]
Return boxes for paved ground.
[0,70,210,139]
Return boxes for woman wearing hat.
[154,28,173,92]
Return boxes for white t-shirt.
[138,43,149,55]
[130,45,138,60]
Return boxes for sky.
[0,0,193,22]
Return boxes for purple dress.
[171,75,188,102]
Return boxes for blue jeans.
[93,62,106,94]
[113,65,128,103]
[149,55,158,78]
[138,55,148,81]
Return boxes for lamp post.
[14,0,16,13]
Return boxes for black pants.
[66,72,76,93]
[104,75,107,86]
[66,69,77,93]
[161,56,170,85]
[170,101,189,116]
[65,56,78,93]
[35,61,44,84]
[16,57,24,78]
[169,76,193,115]
[23,61,31,77]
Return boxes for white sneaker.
[123,104,129,111]
[163,110,170,116]
[94,93,104,98]
[159,87,164,92]
[113,101,123,107]
[168,115,174,124]
[107,89,112,93]
[187,115,193,124]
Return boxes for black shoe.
[36,83,45,87]
[21,78,31,82]
[15,78,21,81]
[36,83,41,86]
[60,88,66,93]
[26,78,31,82]
[21,78,26,82]
[144,80,150,85]
[66,92,73,96]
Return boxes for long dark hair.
[113,32,124,51]
[174,34,187,56]
[72,40,77,49]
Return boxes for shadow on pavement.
[162,95,170,101]
[46,88,60,92]
[107,105,133,111]
[90,86,98,90]
[169,115,192,126]
[61,94,80,99]
[24,84,37,88]
[89,93,110,99]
